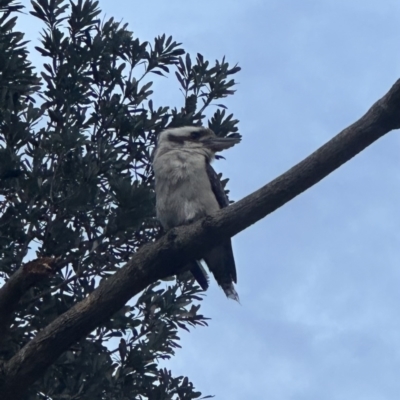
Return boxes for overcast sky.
[17,1,400,399]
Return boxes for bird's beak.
[202,135,241,152]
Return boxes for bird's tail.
[222,283,240,303]
[203,241,239,302]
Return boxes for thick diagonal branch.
[1,79,400,400]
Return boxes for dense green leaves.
[0,0,240,398]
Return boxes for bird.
[152,125,241,300]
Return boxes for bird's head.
[154,126,241,160]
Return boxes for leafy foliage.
[0,0,240,398]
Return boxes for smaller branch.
[0,257,58,346]
[23,271,79,305]
[22,249,105,305]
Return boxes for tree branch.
[1,79,400,399]
[0,257,57,347]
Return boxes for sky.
[16,1,400,399]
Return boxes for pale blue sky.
[17,1,400,399]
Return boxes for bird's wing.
[205,162,237,292]
[205,162,230,209]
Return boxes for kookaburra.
[153,126,240,300]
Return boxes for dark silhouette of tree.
[0,0,240,398]
[0,1,399,399]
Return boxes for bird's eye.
[190,131,202,139]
